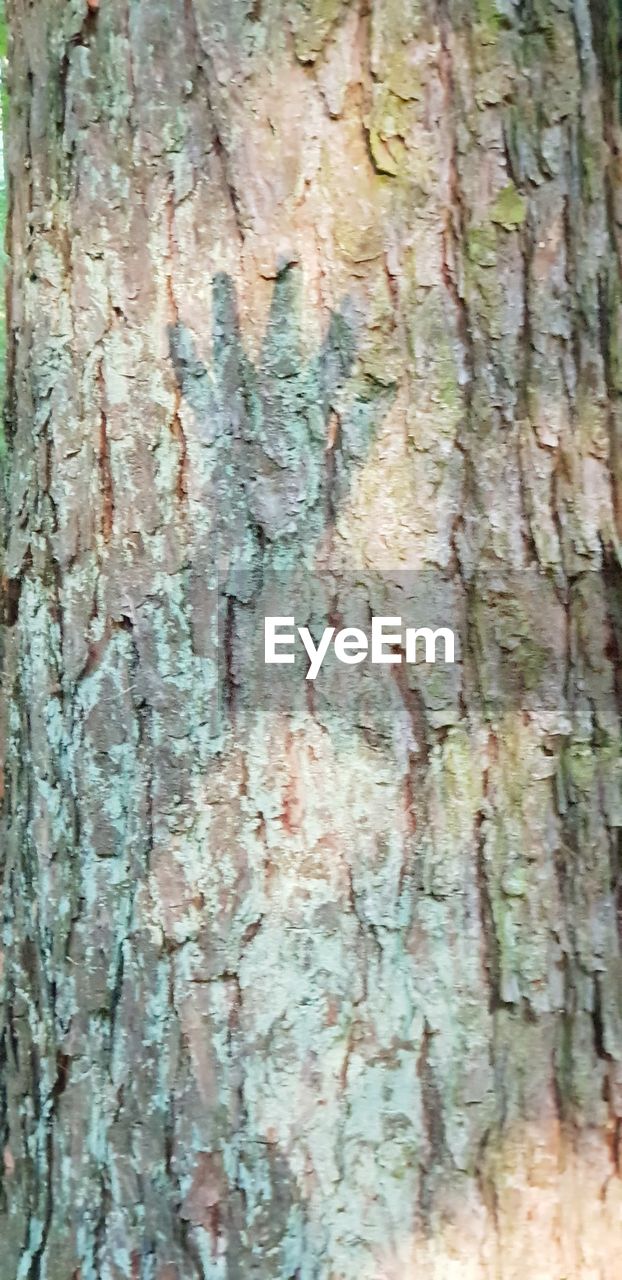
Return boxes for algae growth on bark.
[1,1,622,1277]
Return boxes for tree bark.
[2,1,622,1277]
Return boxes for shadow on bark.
[146,272,622,1277]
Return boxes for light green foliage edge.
[0,0,7,457]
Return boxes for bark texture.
[2,1,622,1277]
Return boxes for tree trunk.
[2,1,622,1276]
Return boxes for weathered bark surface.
[2,1,622,1276]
